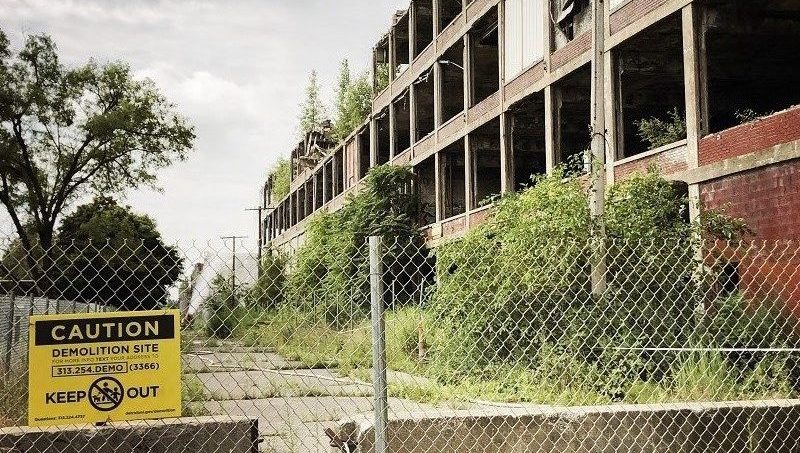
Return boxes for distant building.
[260,0,800,251]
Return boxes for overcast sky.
[0,0,407,246]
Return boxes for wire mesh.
[0,235,799,452]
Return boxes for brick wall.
[609,0,671,35]
[700,160,800,240]
[614,144,689,180]
[505,61,545,103]
[701,161,800,318]
[699,105,800,166]
[551,31,591,71]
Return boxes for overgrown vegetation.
[203,163,797,406]
[635,107,687,149]
[0,372,27,427]
[298,70,328,137]
[332,60,372,141]
[287,165,425,326]
[267,157,291,201]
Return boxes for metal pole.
[5,292,15,373]
[369,236,388,453]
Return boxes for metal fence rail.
[0,236,799,452]
[0,295,109,372]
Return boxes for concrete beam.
[338,400,800,453]
[0,417,258,453]
[672,139,800,185]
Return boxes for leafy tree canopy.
[297,70,328,137]
[54,196,183,309]
[332,60,371,141]
[0,29,194,259]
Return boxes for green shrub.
[204,274,245,339]
[286,164,427,327]
[635,107,687,149]
[247,251,287,310]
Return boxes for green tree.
[298,70,327,137]
[0,30,194,281]
[268,157,291,200]
[52,197,183,310]
[332,60,372,141]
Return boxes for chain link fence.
[0,235,799,452]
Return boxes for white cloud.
[1,0,409,244]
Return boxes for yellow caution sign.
[27,309,182,427]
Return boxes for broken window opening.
[304,179,313,218]
[414,0,434,58]
[469,9,500,106]
[616,13,686,158]
[415,155,437,226]
[705,1,800,133]
[439,0,462,32]
[393,92,412,155]
[313,173,323,211]
[374,35,391,93]
[440,40,465,124]
[553,64,591,173]
[357,129,370,180]
[441,142,467,219]
[394,11,411,77]
[510,92,547,191]
[551,0,591,50]
[323,160,333,203]
[376,108,391,166]
[470,118,502,207]
[414,68,436,141]
[333,151,345,197]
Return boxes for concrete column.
[603,51,617,185]
[500,111,514,193]
[433,62,443,128]
[463,34,474,109]
[389,30,396,82]
[464,135,474,215]
[410,2,417,59]
[410,84,418,147]
[544,85,562,173]
[543,0,553,69]
[497,1,506,99]
[434,152,444,221]
[433,0,441,36]
[682,3,707,222]
[370,117,378,167]
[389,100,397,158]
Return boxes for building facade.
[261,0,800,251]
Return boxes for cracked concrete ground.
[183,341,436,452]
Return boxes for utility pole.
[589,0,608,296]
[220,235,247,308]
[245,206,273,276]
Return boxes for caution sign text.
[28,310,181,427]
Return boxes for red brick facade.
[698,105,800,166]
[613,144,689,180]
[609,0,670,35]
[701,161,800,317]
[700,160,800,240]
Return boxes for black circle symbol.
[88,376,124,412]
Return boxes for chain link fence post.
[4,291,15,374]
[369,236,388,453]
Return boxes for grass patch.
[0,372,27,427]
[182,374,210,417]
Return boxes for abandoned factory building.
[260,0,800,251]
